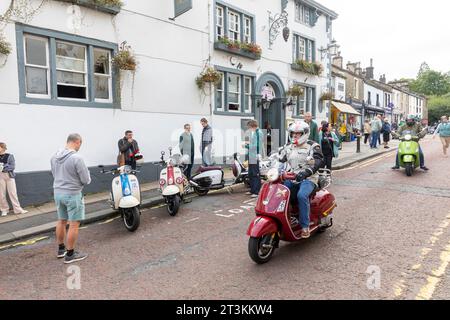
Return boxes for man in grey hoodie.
[51,134,91,264]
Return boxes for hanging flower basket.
[112,42,137,71]
[56,0,123,15]
[196,67,222,90]
[0,36,12,56]
[292,59,323,76]
[286,84,305,97]
[319,92,334,102]
[215,37,262,60]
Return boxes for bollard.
[356,134,362,153]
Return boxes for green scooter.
[395,130,426,177]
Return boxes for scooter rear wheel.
[248,235,277,264]
[122,207,140,232]
[194,188,209,196]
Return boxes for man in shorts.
[51,134,91,264]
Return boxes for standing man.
[304,112,319,143]
[433,116,450,157]
[382,118,392,149]
[363,120,372,145]
[370,116,382,149]
[179,124,195,179]
[51,134,91,264]
[0,143,28,216]
[200,118,213,166]
[245,120,264,198]
[118,130,140,170]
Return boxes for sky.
[319,0,450,81]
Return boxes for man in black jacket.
[118,130,140,170]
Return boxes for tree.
[409,70,450,96]
[417,62,430,77]
[427,94,450,124]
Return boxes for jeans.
[248,163,261,195]
[284,179,316,229]
[370,131,380,148]
[201,143,212,167]
[396,146,425,167]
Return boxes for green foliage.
[409,70,450,96]
[427,94,450,124]
[0,35,11,56]
[196,67,222,90]
[293,59,323,76]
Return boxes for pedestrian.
[200,118,213,166]
[51,134,91,264]
[319,123,340,171]
[381,118,392,149]
[363,120,372,145]
[118,130,140,170]
[179,124,195,179]
[245,120,263,198]
[0,143,28,217]
[391,122,398,132]
[433,116,450,157]
[370,116,382,149]
[304,112,319,143]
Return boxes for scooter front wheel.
[167,195,181,216]
[194,188,209,196]
[248,234,277,264]
[122,207,140,232]
[405,163,413,177]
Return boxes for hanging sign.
[174,0,192,18]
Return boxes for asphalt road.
[0,136,449,300]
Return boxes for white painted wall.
[364,83,384,108]
[333,75,346,101]
[0,0,336,173]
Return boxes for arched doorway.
[255,72,286,148]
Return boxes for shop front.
[330,101,361,142]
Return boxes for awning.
[331,101,361,116]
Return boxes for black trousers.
[364,134,370,144]
[323,154,333,171]
[248,163,261,195]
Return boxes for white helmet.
[288,121,310,145]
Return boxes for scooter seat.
[197,166,222,173]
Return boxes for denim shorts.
[54,193,85,222]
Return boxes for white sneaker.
[245,192,252,195]
[16,210,28,215]
[1,211,8,217]
[251,194,259,198]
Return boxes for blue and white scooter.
[100,165,141,232]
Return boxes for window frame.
[293,33,315,63]
[16,23,118,109]
[214,66,255,116]
[23,34,51,99]
[214,1,255,45]
[216,6,224,40]
[292,83,316,119]
[93,47,113,103]
[228,10,240,42]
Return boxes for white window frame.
[55,40,88,101]
[216,6,224,40]
[297,88,306,116]
[297,37,306,61]
[23,34,51,99]
[228,11,240,42]
[215,72,225,112]
[244,17,251,43]
[93,48,112,103]
[244,76,252,113]
[228,73,241,113]
[307,39,313,62]
[308,87,313,112]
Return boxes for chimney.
[365,58,374,80]
[332,53,343,69]
[379,74,386,83]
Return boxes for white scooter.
[100,165,141,232]
[189,153,275,196]
[157,147,189,216]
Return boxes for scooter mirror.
[161,151,165,156]
[98,165,104,168]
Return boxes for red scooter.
[247,169,337,264]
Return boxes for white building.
[0,0,337,205]
[363,80,385,120]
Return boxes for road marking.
[393,213,450,298]
[229,209,244,214]
[214,210,223,214]
[334,152,394,172]
[0,236,50,251]
[415,241,450,300]
[185,217,199,224]
[216,214,235,218]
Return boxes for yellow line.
[0,236,50,251]
[415,242,450,300]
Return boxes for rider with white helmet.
[280,121,324,239]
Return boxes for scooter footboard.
[247,216,278,238]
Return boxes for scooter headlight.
[404,134,412,141]
[267,168,279,182]
[168,178,174,185]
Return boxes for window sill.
[214,42,261,61]
[214,110,255,117]
[20,96,119,109]
[56,0,121,15]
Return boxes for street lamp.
[319,39,340,60]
